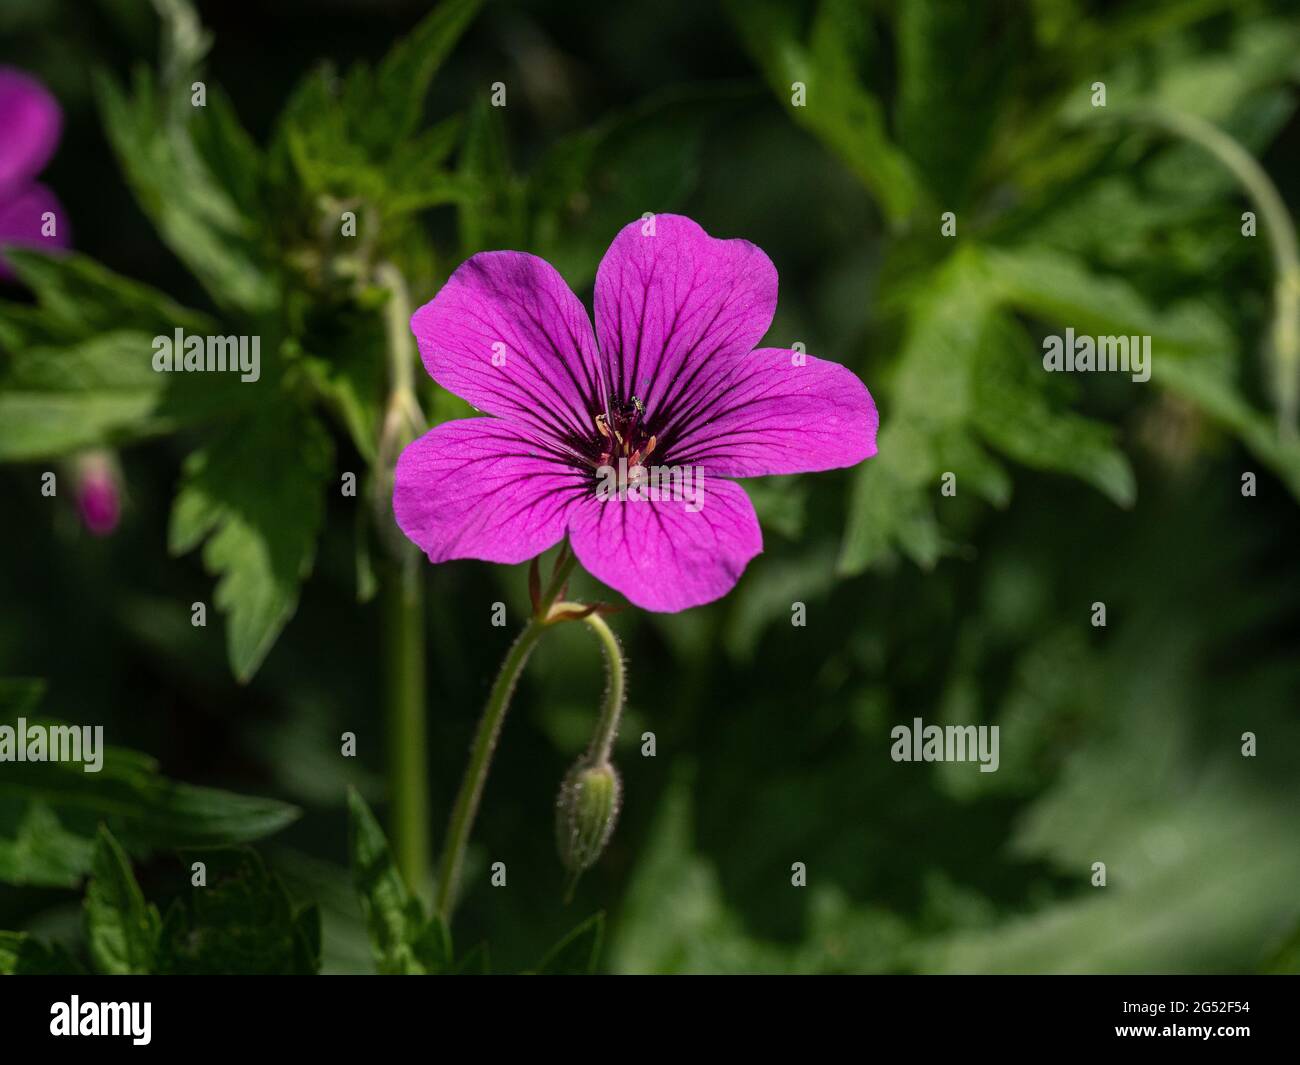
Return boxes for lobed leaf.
[347,788,450,975]
[168,407,333,682]
[84,826,162,975]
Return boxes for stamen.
[589,397,658,479]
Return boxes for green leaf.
[726,0,921,222]
[918,604,1300,973]
[270,63,349,192]
[457,100,524,256]
[271,0,482,229]
[363,0,484,147]
[980,245,1300,496]
[838,238,1264,573]
[529,86,745,289]
[1058,16,1300,130]
[85,826,162,975]
[297,306,386,464]
[1005,91,1295,272]
[533,913,605,974]
[971,313,1136,507]
[0,800,96,890]
[347,788,449,974]
[383,118,480,218]
[0,331,259,461]
[1155,346,1300,499]
[94,0,275,315]
[0,249,213,345]
[0,251,247,460]
[995,7,1291,200]
[281,83,474,219]
[0,931,84,975]
[0,758,300,889]
[156,847,319,974]
[190,85,266,221]
[840,250,998,573]
[0,688,300,888]
[895,0,1009,205]
[169,407,333,681]
[982,246,1232,353]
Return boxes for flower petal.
[0,182,70,280]
[393,418,590,565]
[568,477,762,612]
[593,214,777,423]
[411,252,604,444]
[662,347,879,477]
[0,68,62,194]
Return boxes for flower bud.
[555,759,621,876]
[73,450,121,537]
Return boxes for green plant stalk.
[383,550,430,901]
[376,261,424,437]
[434,551,578,922]
[1131,107,1300,438]
[556,602,625,903]
[376,260,430,899]
[569,606,624,765]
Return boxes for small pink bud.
[73,451,121,537]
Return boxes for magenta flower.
[0,66,69,279]
[394,215,878,611]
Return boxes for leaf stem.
[434,549,578,922]
[1126,107,1300,438]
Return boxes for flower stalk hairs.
[393,214,877,917]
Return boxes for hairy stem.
[556,603,625,765]
[554,603,625,905]
[434,550,578,922]
[1130,107,1300,437]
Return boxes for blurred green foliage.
[1,0,1298,973]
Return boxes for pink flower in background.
[394,214,878,611]
[0,66,69,279]
[73,450,122,537]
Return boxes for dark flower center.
[595,396,657,469]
